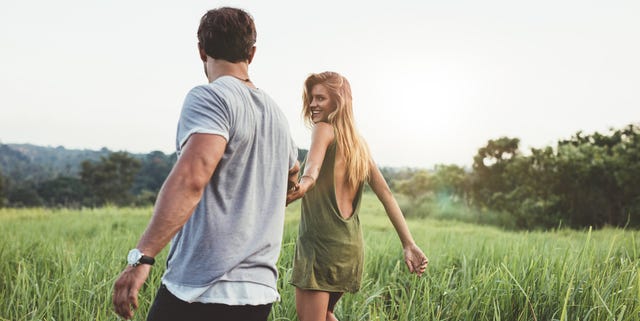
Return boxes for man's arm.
[135,134,226,256]
[113,133,226,320]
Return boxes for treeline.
[0,151,176,207]
[388,123,640,229]
[1,123,638,230]
[0,146,307,208]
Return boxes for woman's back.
[333,148,360,219]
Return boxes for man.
[113,7,299,321]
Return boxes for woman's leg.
[326,292,344,321]
[295,288,330,321]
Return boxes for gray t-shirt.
[162,76,297,293]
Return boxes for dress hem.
[288,281,360,294]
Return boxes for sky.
[1,0,639,168]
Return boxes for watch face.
[127,249,142,265]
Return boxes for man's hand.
[113,264,152,319]
[286,175,314,205]
[286,162,301,206]
[287,162,300,192]
[286,184,303,206]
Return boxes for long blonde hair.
[302,71,370,188]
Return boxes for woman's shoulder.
[313,121,333,131]
[312,122,336,142]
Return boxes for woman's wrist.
[402,241,417,249]
[300,174,316,185]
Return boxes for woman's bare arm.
[286,122,334,204]
[368,159,429,275]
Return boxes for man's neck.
[205,58,251,85]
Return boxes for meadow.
[1,193,638,321]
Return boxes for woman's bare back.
[333,148,360,219]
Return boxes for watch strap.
[137,255,155,266]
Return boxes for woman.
[286,71,428,321]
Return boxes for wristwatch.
[127,248,155,267]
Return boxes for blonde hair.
[302,71,371,188]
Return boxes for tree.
[501,148,561,228]
[394,170,432,202]
[132,151,175,204]
[431,164,467,198]
[7,183,43,207]
[37,176,87,207]
[612,125,640,224]
[381,167,418,188]
[470,137,520,210]
[81,152,142,206]
[393,169,433,218]
[468,124,640,229]
[554,125,640,227]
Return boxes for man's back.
[165,76,297,289]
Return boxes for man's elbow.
[169,164,211,196]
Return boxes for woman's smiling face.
[309,84,336,123]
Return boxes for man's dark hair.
[197,7,256,63]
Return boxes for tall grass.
[1,194,638,320]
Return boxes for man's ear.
[198,42,207,62]
[247,46,256,64]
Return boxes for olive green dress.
[290,142,365,293]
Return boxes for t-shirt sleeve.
[176,85,230,151]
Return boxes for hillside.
[0,143,308,185]
[0,144,152,184]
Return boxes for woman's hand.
[403,243,428,276]
[286,176,315,205]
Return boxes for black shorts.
[146,284,273,321]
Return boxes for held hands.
[112,264,152,319]
[286,175,315,205]
[403,243,429,276]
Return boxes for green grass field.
[1,193,638,321]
